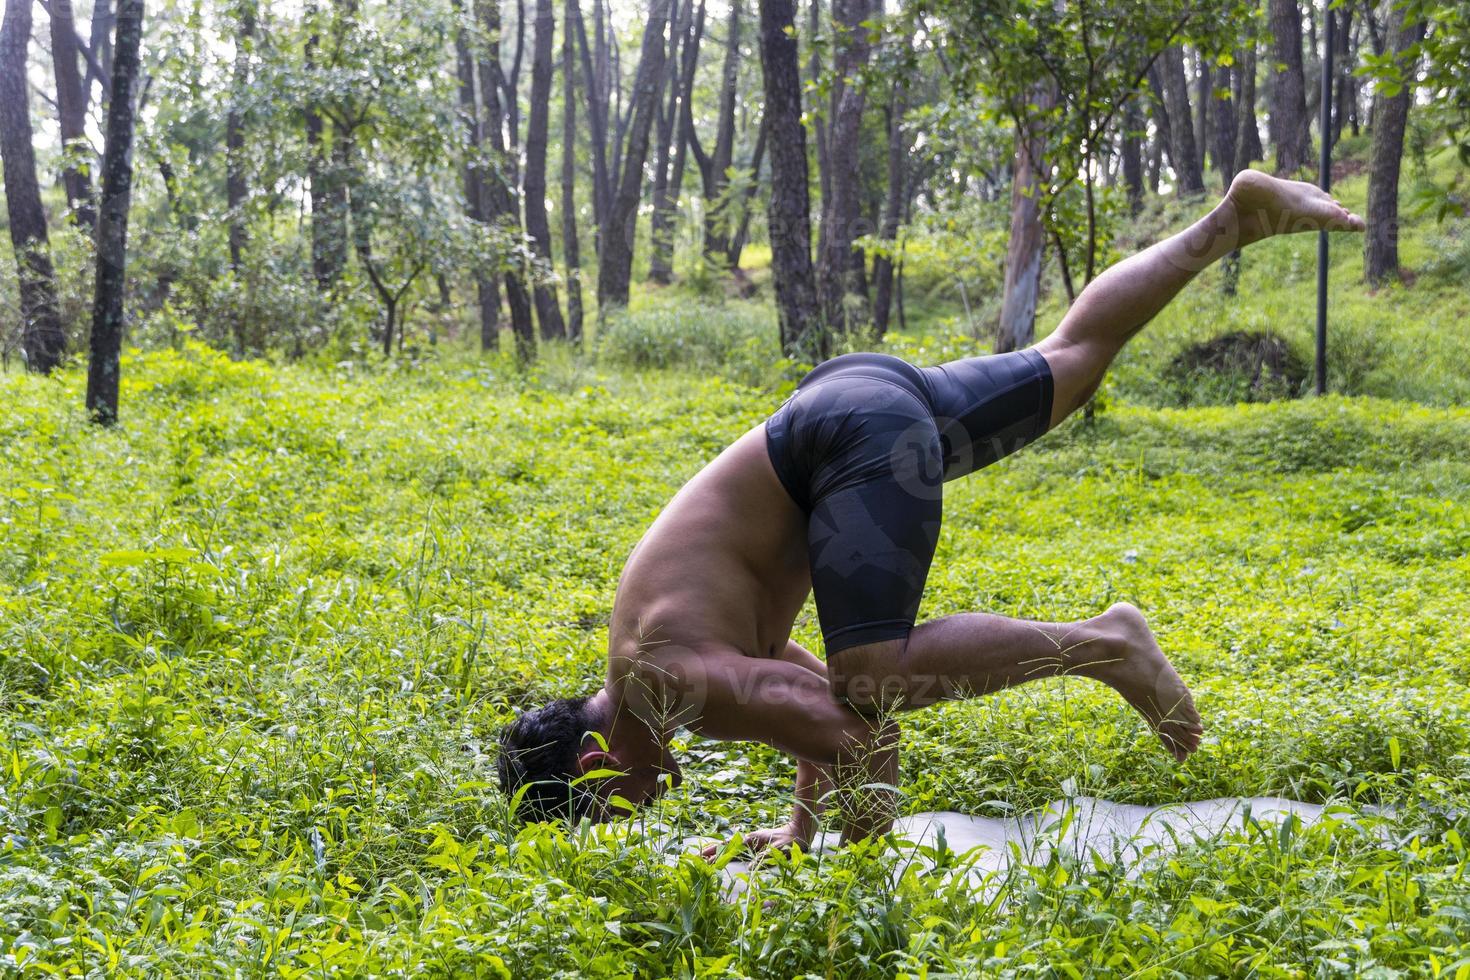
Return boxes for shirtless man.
[498,171,1365,853]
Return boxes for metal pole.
[1316,4,1335,396]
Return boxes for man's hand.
[700,821,811,861]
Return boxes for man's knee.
[828,638,914,713]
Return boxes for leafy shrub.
[597,296,799,388]
[1163,330,1308,406]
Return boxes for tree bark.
[478,0,536,359]
[523,0,565,338]
[1364,6,1425,286]
[571,1,611,250]
[85,0,112,105]
[454,0,499,351]
[1212,61,1237,189]
[225,0,255,354]
[872,77,906,338]
[1194,52,1211,177]
[1268,0,1311,173]
[48,0,96,231]
[701,0,741,261]
[86,0,143,424]
[561,0,582,339]
[596,0,672,311]
[995,121,1046,353]
[815,0,875,334]
[1,0,66,373]
[1234,43,1263,168]
[1121,95,1144,215]
[724,113,766,271]
[648,0,694,284]
[757,0,819,356]
[1158,46,1204,193]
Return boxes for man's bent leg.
[828,602,1203,761]
[1035,171,1365,428]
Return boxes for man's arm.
[689,642,897,853]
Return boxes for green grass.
[2,342,1468,975]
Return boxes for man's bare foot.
[1226,169,1366,246]
[1088,603,1204,763]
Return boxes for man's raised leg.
[1035,170,1365,427]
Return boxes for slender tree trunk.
[648,0,692,284]
[757,0,820,356]
[815,0,875,333]
[702,0,741,260]
[1235,44,1263,167]
[561,0,583,339]
[725,113,766,270]
[1158,46,1204,193]
[524,0,565,338]
[597,0,672,311]
[225,0,255,354]
[503,0,525,186]
[48,0,96,231]
[1268,0,1311,173]
[872,77,907,338]
[996,118,1046,353]
[658,0,703,277]
[85,0,113,105]
[1,0,67,373]
[1212,61,1238,189]
[1364,7,1425,286]
[86,0,143,424]
[1194,52,1211,176]
[1329,6,1353,148]
[478,0,536,358]
[454,0,499,351]
[1121,95,1144,215]
[571,1,611,250]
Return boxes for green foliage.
[1,340,1469,974]
[597,296,801,389]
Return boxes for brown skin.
[574,171,1365,855]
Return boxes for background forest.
[3,0,1470,975]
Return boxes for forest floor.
[2,321,1468,972]
[2,144,1469,977]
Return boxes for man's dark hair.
[497,696,602,822]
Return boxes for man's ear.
[575,747,618,777]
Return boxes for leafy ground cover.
[2,341,1468,976]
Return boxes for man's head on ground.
[497,692,683,823]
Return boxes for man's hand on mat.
[701,821,811,861]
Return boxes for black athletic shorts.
[765,349,1054,655]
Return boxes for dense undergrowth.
[1,341,1468,975]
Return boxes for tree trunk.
[596,0,672,311]
[724,113,767,271]
[454,0,499,351]
[1212,61,1238,189]
[757,0,820,356]
[560,0,583,339]
[1,0,66,373]
[1364,7,1425,286]
[815,0,875,334]
[571,1,611,250]
[48,0,96,231]
[85,0,112,105]
[523,0,565,339]
[1194,52,1211,176]
[1121,95,1144,215]
[1329,6,1353,149]
[702,0,741,261]
[86,0,143,424]
[1158,46,1204,193]
[808,0,830,223]
[225,0,255,354]
[648,0,692,284]
[1268,0,1311,174]
[872,78,907,338]
[995,121,1046,353]
[478,0,536,359]
[1235,44,1263,167]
